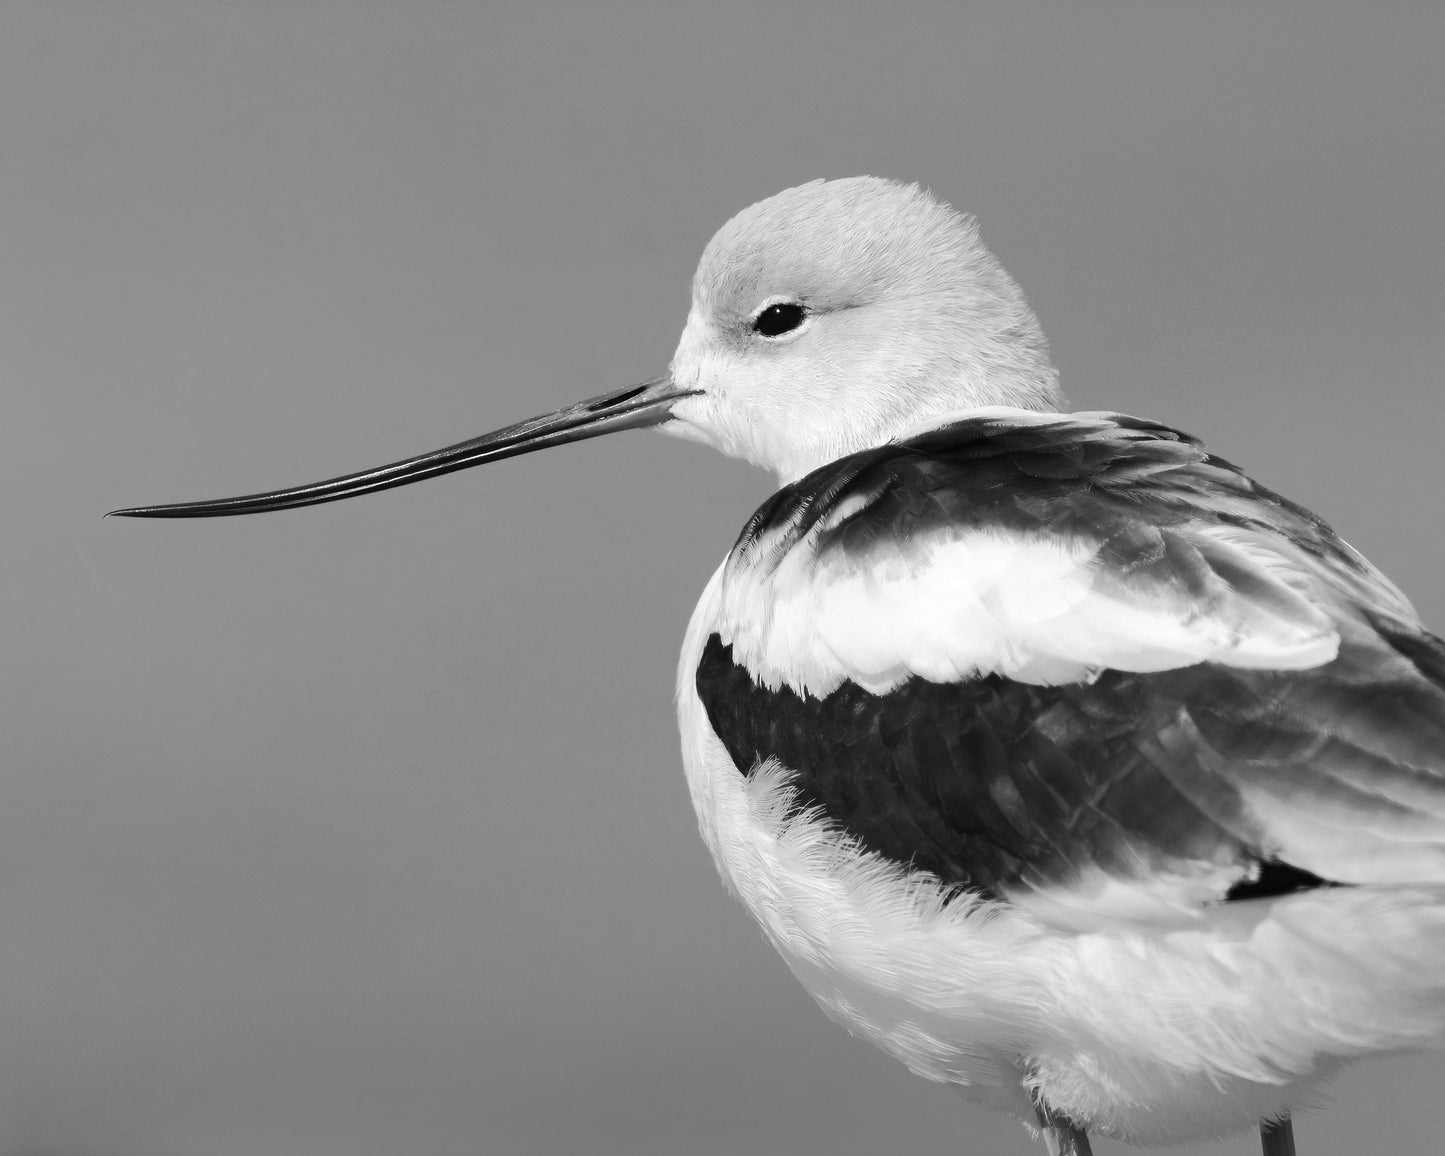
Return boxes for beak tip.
[107,504,197,519]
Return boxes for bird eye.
[752,302,807,338]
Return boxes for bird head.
[667,176,1060,481]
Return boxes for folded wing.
[702,412,1445,926]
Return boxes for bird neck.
[770,369,1065,485]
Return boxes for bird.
[111,176,1445,1156]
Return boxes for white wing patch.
[720,524,1341,697]
[1239,780,1445,886]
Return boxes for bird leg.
[1033,1100,1094,1156]
[1260,1115,1296,1156]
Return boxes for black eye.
[752,302,807,337]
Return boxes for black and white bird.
[114,177,1445,1155]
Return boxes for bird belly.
[676,560,1445,1144]
[678,565,1045,1119]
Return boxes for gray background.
[4,3,1443,1154]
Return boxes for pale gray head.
[112,176,1063,519]
[665,176,1062,481]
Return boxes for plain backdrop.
[3,4,1443,1154]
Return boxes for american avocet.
[113,177,1445,1155]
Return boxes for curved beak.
[109,377,695,518]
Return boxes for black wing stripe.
[695,634,1294,897]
